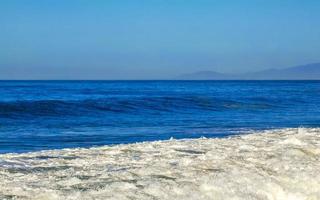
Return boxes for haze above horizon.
[1,0,320,80]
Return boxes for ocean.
[0,80,319,153]
[1,81,320,199]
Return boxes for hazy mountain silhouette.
[176,71,234,80]
[177,63,320,80]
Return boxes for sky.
[0,0,320,80]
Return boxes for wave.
[0,96,277,117]
[0,128,319,199]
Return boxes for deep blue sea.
[0,81,319,153]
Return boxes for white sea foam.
[0,128,320,200]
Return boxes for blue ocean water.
[0,81,319,153]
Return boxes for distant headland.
[177,63,320,80]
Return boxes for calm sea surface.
[0,81,319,153]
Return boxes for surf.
[0,128,319,200]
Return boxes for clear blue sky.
[1,0,320,79]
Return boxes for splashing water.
[0,128,319,200]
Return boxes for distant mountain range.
[177,63,320,80]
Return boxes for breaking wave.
[0,128,319,200]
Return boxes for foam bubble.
[0,128,319,200]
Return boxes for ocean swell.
[0,97,276,117]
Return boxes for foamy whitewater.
[0,128,319,200]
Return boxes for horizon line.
[1,79,320,81]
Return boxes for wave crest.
[0,96,276,117]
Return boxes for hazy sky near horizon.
[1,0,320,79]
